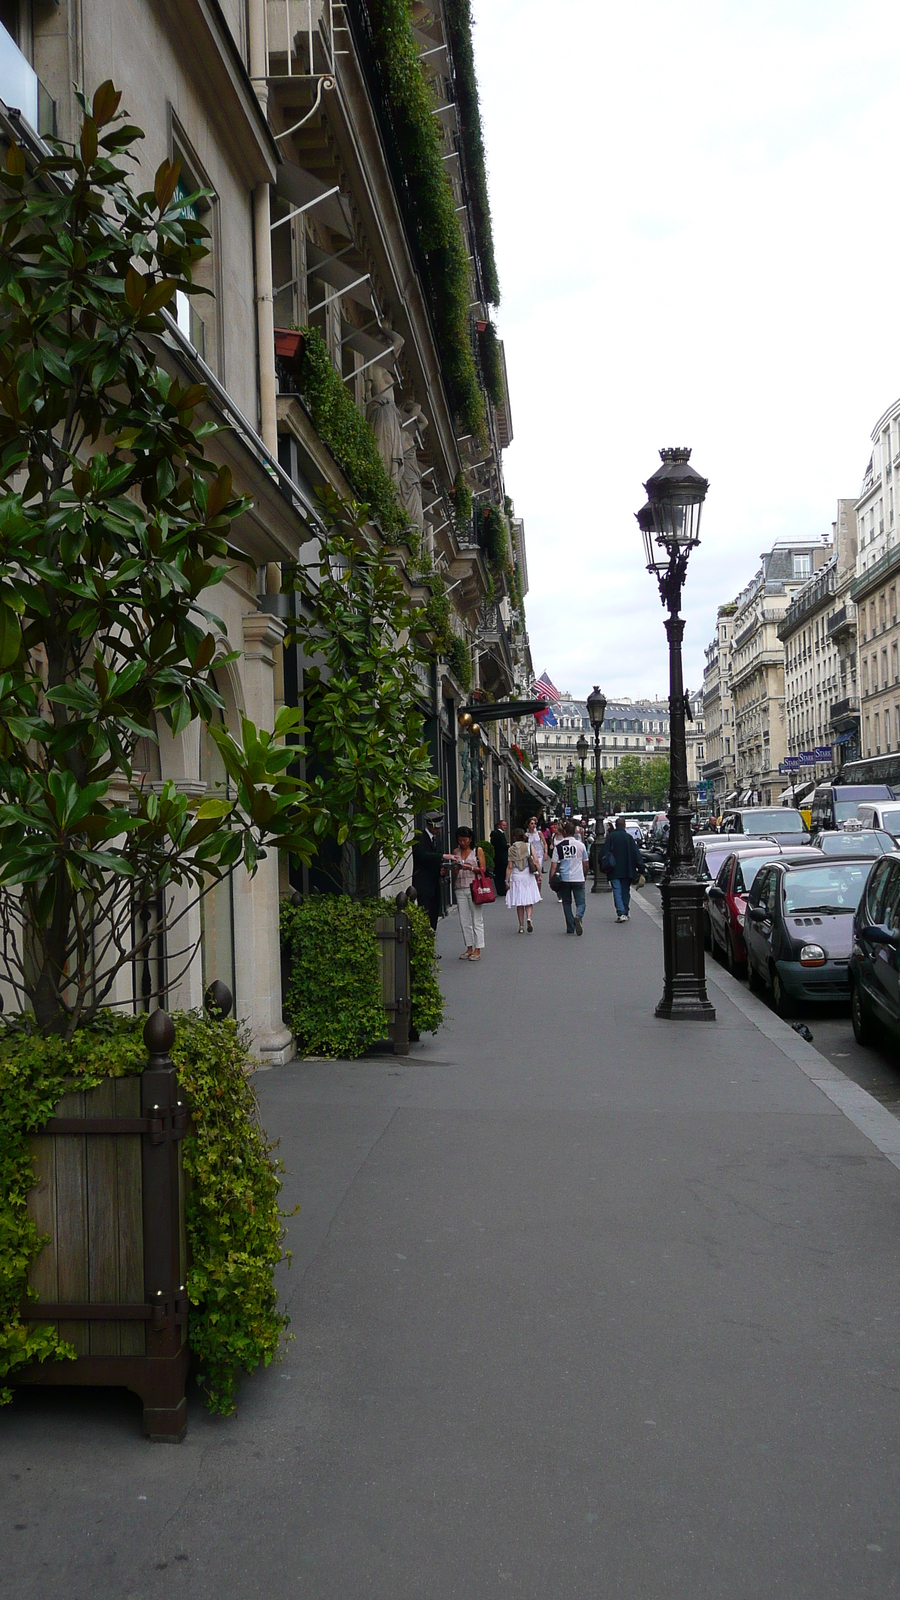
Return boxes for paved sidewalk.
[5,886,900,1598]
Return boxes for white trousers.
[457,887,485,949]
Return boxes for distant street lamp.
[586,685,607,891]
[565,760,574,812]
[638,447,715,1021]
[576,733,589,805]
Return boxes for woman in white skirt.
[505,827,542,933]
[447,825,487,961]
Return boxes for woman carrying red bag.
[446,825,488,962]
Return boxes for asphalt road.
[643,881,900,1121]
[5,887,900,1598]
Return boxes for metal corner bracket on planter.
[637,448,715,1021]
[14,983,233,1441]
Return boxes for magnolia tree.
[0,86,317,1037]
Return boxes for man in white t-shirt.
[549,820,589,935]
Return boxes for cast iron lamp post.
[586,685,607,890]
[576,733,589,808]
[565,761,575,813]
[637,447,715,1021]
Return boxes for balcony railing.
[827,605,855,639]
[829,696,860,724]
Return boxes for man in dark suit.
[411,812,444,929]
[489,819,509,898]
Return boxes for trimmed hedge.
[281,894,443,1058]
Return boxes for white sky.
[473,0,900,702]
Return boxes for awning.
[722,791,739,806]
[777,779,816,805]
[507,752,555,804]
[275,162,354,240]
[739,788,754,804]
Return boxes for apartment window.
[893,642,899,684]
[875,713,881,754]
[895,705,900,748]
[725,737,731,755]
[171,128,222,377]
[793,553,811,580]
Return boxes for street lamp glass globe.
[576,734,589,762]
[566,762,574,778]
[643,446,709,551]
[586,685,607,730]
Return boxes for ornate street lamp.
[586,684,607,891]
[638,447,715,1021]
[576,732,589,800]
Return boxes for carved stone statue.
[366,366,404,486]
[399,403,428,535]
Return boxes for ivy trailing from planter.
[447,632,472,692]
[450,473,474,538]
[478,319,504,410]
[362,0,485,439]
[443,0,500,307]
[0,1011,289,1414]
[481,504,512,580]
[296,327,409,539]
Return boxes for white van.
[855,800,900,837]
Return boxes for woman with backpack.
[505,827,542,933]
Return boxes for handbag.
[471,869,496,905]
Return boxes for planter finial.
[204,980,233,1019]
[144,1007,175,1059]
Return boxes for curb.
[632,890,900,1173]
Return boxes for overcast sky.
[473,0,900,703]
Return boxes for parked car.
[848,853,900,1045]
[720,807,810,846]
[707,847,822,975]
[855,801,900,837]
[811,828,896,857]
[744,857,873,1015]
[808,782,894,833]
[695,837,793,949]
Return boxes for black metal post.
[655,558,715,1021]
[591,725,605,891]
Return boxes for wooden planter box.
[274,327,305,367]
[374,902,411,1055]
[14,1014,190,1441]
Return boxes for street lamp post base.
[655,876,716,1021]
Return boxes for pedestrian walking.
[602,815,644,923]
[490,818,509,898]
[505,827,541,933]
[411,811,444,930]
[526,816,547,895]
[447,826,487,961]
[549,820,589,935]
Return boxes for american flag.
[532,671,561,705]
[532,671,560,725]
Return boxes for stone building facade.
[849,398,900,773]
[535,694,670,803]
[778,502,859,786]
[731,543,828,805]
[701,605,737,807]
[0,0,528,1044]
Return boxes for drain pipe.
[249,0,278,455]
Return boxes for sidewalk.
[5,886,900,1598]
